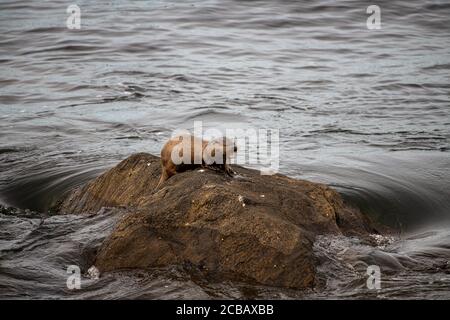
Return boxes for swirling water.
[0,0,449,299]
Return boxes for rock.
[57,153,381,289]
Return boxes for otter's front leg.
[224,164,236,176]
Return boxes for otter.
[155,134,237,190]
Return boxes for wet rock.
[57,153,380,289]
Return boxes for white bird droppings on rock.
[238,195,246,207]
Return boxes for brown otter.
[155,134,237,190]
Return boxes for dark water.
[1,0,449,299]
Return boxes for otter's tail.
[154,170,167,192]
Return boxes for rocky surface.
[56,153,382,289]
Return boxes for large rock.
[57,153,380,289]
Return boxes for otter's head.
[208,137,237,164]
[218,137,237,153]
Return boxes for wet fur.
[155,135,236,190]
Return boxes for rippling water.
[1,0,449,299]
